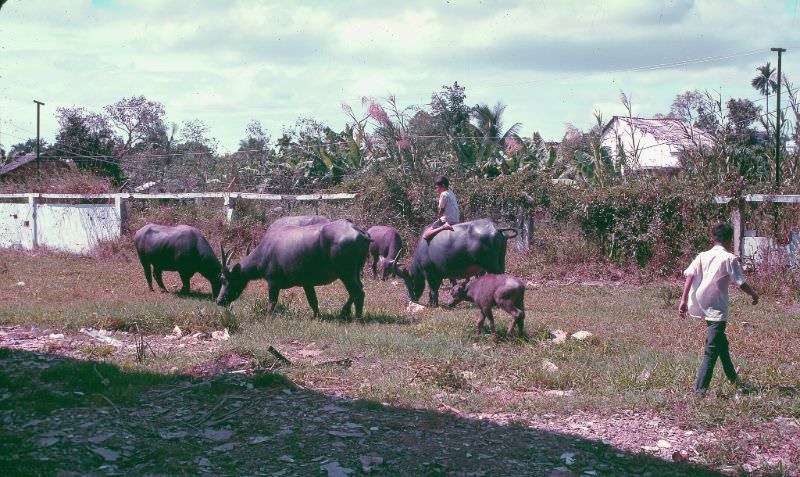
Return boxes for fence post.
[28,194,39,248]
[515,205,533,252]
[114,195,128,233]
[516,192,536,253]
[224,194,235,224]
[731,200,743,257]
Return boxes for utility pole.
[771,48,786,189]
[33,100,45,177]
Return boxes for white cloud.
[1,0,799,153]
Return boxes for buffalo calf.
[447,274,526,340]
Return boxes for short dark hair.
[434,176,449,188]
[711,222,734,243]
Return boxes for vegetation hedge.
[340,169,734,277]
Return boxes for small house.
[0,152,74,182]
[600,116,711,175]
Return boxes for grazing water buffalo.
[216,220,371,319]
[133,224,221,298]
[366,225,402,280]
[446,274,526,340]
[394,219,517,306]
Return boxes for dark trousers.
[695,320,738,393]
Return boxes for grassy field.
[1,248,799,476]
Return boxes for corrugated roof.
[601,116,712,148]
[0,152,37,177]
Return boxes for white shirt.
[683,245,746,322]
[438,189,460,224]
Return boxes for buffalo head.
[216,243,247,306]
[378,249,402,281]
[446,280,469,308]
[393,260,424,303]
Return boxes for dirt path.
[2,326,797,476]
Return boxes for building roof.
[601,116,712,149]
[0,152,37,177]
[0,152,73,178]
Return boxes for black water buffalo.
[366,225,402,280]
[446,274,526,340]
[133,224,221,298]
[216,220,371,319]
[266,215,330,233]
[395,219,517,306]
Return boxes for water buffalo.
[266,215,330,233]
[366,225,402,280]
[394,219,517,307]
[133,224,221,298]
[216,219,371,319]
[446,274,526,340]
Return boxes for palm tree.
[751,62,778,132]
[472,102,521,175]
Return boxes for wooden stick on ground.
[267,346,291,365]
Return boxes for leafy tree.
[669,90,719,131]
[573,113,618,187]
[8,138,42,159]
[471,102,521,176]
[104,96,167,156]
[558,113,618,187]
[430,82,471,133]
[428,82,477,167]
[679,96,771,186]
[269,118,365,191]
[727,98,761,137]
[163,120,218,191]
[239,120,270,154]
[52,107,121,183]
[751,62,778,132]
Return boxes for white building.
[600,116,711,175]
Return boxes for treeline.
[4,70,799,194]
[3,71,799,284]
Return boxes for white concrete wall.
[0,192,355,256]
[0,202,35,249]
[743,232,800,270]
[37,204,122,253]
[0,200,122,254]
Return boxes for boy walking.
[422,176,460,240]
[679,222,759,397]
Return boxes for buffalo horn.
[220,243,228,269]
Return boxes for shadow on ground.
[0,348,724,476]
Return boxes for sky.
[2,0,800,153]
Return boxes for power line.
[488,48,769,88]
